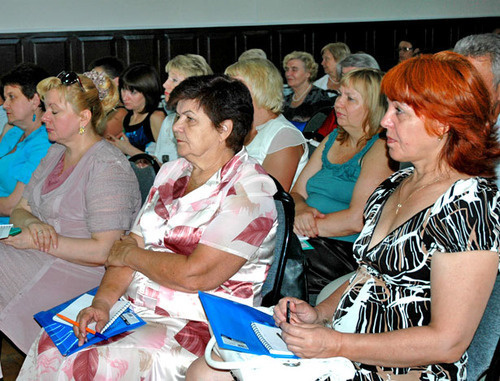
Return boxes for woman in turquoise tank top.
[291,68,395,296]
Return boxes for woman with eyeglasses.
[0,70,141,357]
[0,63,51,224]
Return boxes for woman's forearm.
[10,206,41,228]
[316,208,364,238]
[0,182,25,217]
[337,325,466,367]
[48,230,124,266]
[93,266,135,308]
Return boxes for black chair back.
[261,176,308,307]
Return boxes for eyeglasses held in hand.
[57,71,85,92]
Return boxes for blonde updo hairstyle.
[283,51,319,82]
[37,72,119,136]
[336,68,387,147]
[225,58,283,114]
[165,54,213,78]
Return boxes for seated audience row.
[18,74,278,380]
[188,49,499,381]
[0,32,497,381]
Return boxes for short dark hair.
[88,56,125,79]
[119,63,162,114]
[168,74,253,153]
[2,63,49,100]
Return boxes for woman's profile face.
[3,85,36,128]
[41,89,81,144]
[173,99,226,161]
[163,69,187,102]
[381,99,442,163]
[321,51,337,77]
[285,59,310,89]
[121,88,146,112]
[334,84,367,131]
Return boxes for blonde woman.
[314,42,351,92]
[283,51,334,124]
[226,58,308,190]
[291,68,394,295]
[0,70,141,355]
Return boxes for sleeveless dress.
[123,111,154,151]
[332,169,500,380]
[305,130,380,294]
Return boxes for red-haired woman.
[270,51,500,380]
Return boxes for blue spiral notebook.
[34,287,146,356]
[199,292,297,358]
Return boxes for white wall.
[2,0,499,33]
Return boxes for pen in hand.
[56,313,106,339]
[286,300,291,324]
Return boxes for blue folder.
[199,291,298,358]
[34,287,146,356]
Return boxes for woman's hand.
[107,133,141,156]
[273,297,319,325]
[26,221,58,252]
[293,204,325,237]
[2,229,37,250]
[75,299,111,346]
[280,321,341,358]
[106,234,139,267]
[3,222,58,252]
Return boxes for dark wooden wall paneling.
[0,17,497,82]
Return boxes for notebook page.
[251,322,294,356]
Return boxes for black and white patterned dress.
[332,168,500,380]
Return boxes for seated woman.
[292,68,395,296]
[0,63,51,223]
[114,62,165,153]
[282,51,334,127]
[226,58,308,191]
[19,75,278,380]
[0,70,141,355]
[109,54,213,163]
[272,52,499,380]
[315,53,381,141]
[313,42,351,92]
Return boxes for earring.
[79,126,85,135]
[438,134,444,141]
[32,113,36,122]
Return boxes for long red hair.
[381,51,499,177]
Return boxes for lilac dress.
[18,149,277,381]
[0,140,141,358]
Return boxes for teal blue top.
[305,129,379,242]
[0,125,51,223]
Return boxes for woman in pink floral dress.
[19,75,278,380]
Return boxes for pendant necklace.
[292,84,312,102]
[395,176,443,215]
